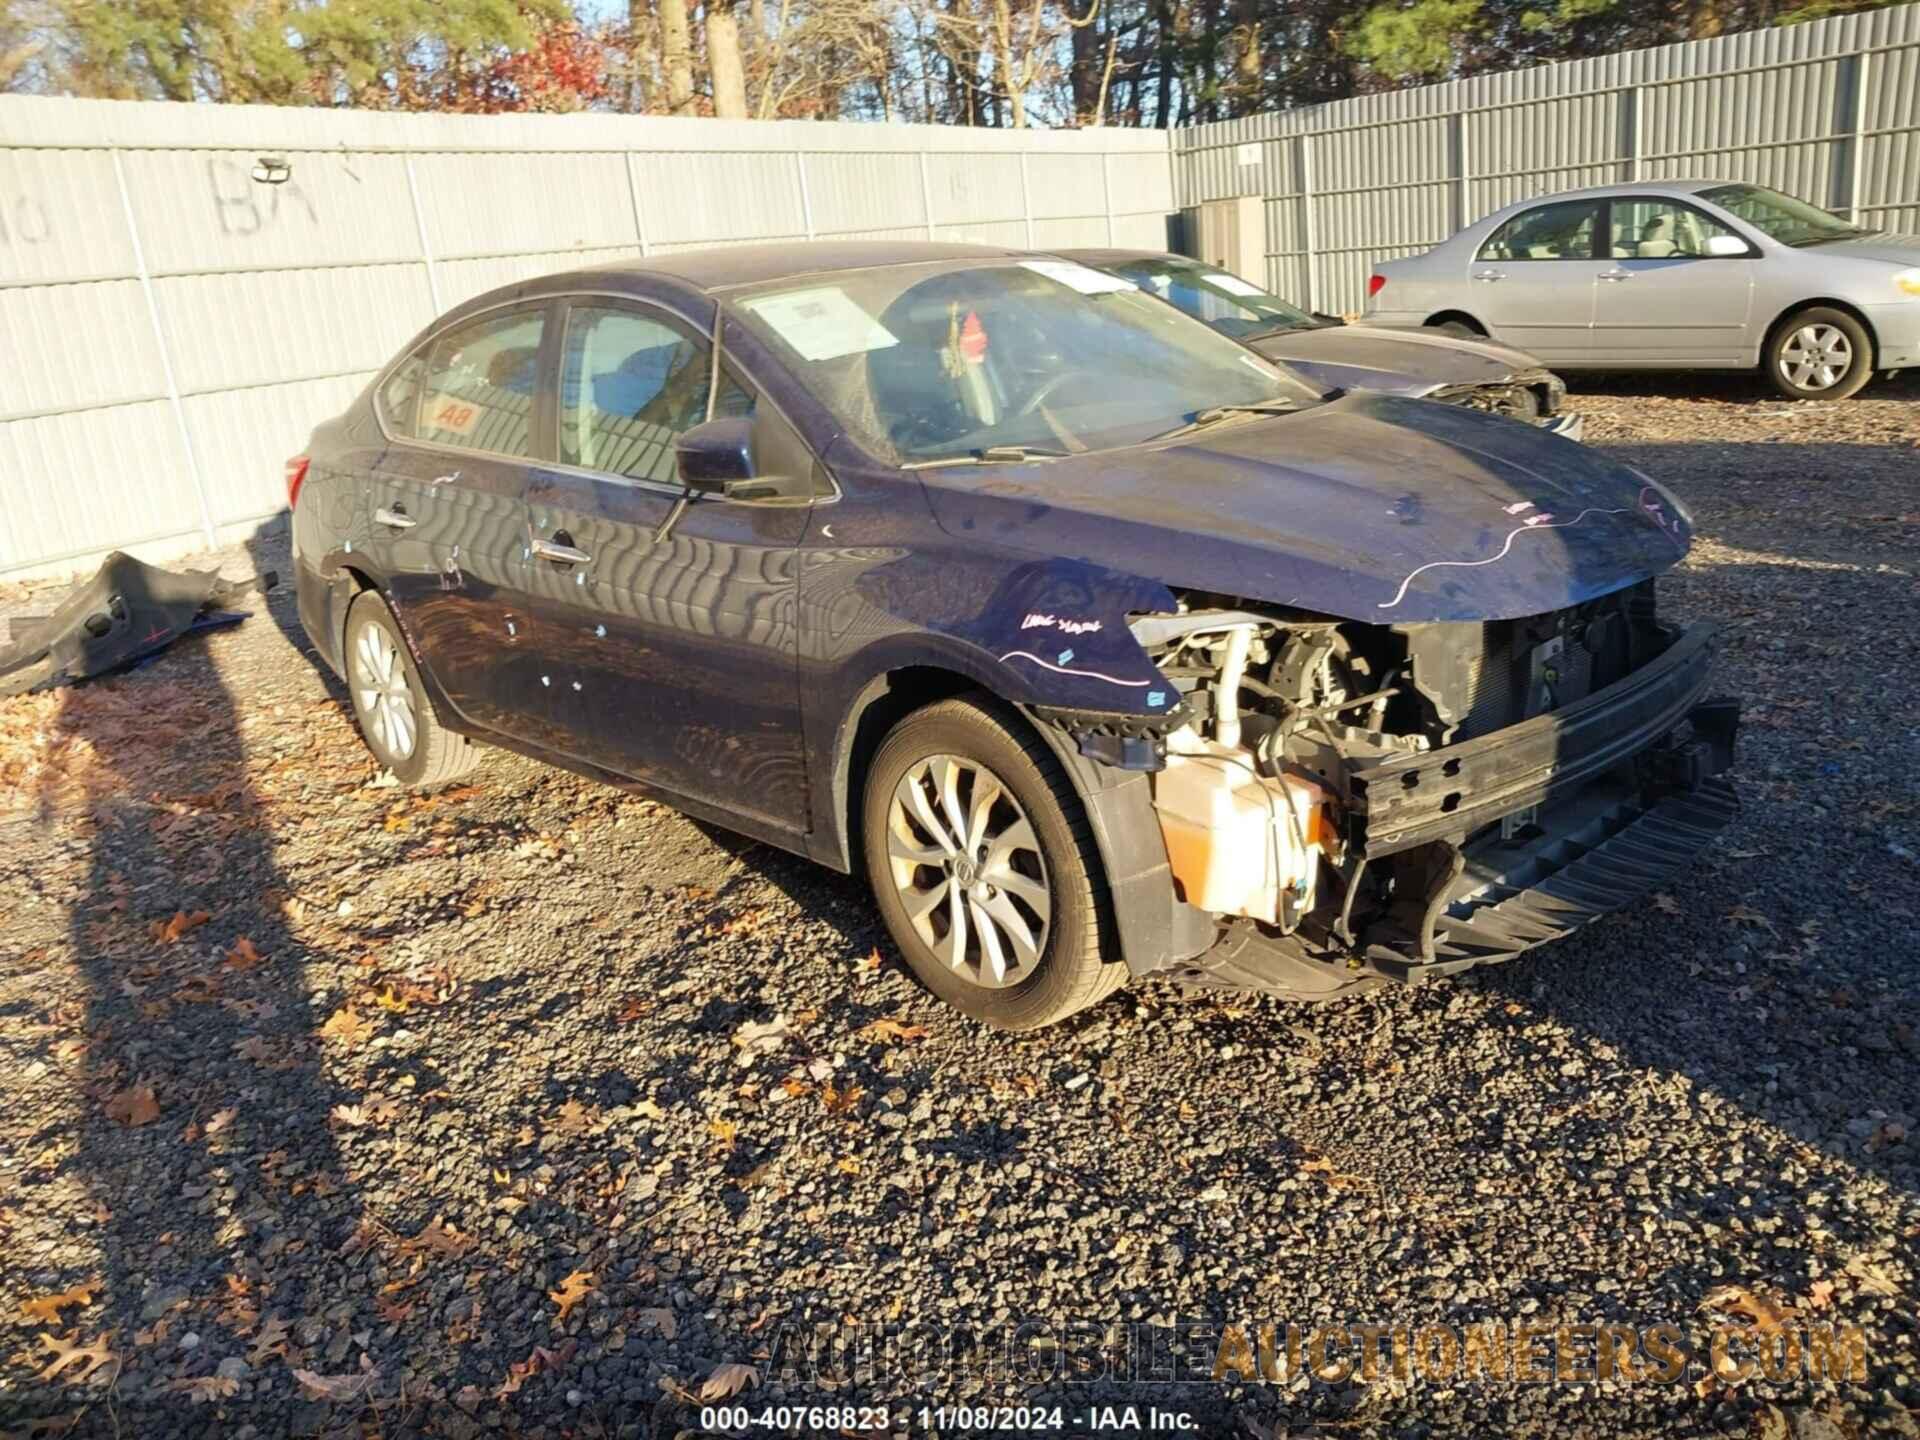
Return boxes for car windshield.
[1106,256,1320,338]
[1699,184,1869,246]
[725,258,1320,465]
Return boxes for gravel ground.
[1,372,1916,1440]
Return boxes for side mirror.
[1706,234,1750,258]
[674,417,754,493]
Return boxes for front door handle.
[1473,269,1505,282]
[1600,269,1634,282]
[374,505,416,529]
[531,535,592,566]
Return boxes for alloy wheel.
[353,621,418,762]
[1779,323,1853,392]
[886,754,1051,988]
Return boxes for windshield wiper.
[1150,399,1300,442]
[903,444,1072,470]
[1789,229,1874,247]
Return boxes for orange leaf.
[19,1281,98,1326]
[548,1270,595,1323]
[319,1006,372,1047]
[104,1084,159,1126]
[856,1017,928,1044]
[223,937,265,970]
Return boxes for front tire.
[862,696,1127,1030]
[343,590,480,791]
[1767,307,1872,400]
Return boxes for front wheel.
[862,696,1128,1030]
[1767,307,1872,400]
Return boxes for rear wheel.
[1428,318,1484,340]
[1766,307,1872,400]
[344,590,480,790]
[862,696,1127,1030]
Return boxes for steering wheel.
[1011,369,1099,421]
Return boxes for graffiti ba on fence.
[207,156,318,237]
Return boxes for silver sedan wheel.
[1779,323,1853,392]
[886,754,1050,989]
[352,621,418,762]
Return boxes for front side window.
[1110,258,1319,338]
[413,307,546,458]
[559,305,752,482]
[1698,184,1866,247]
[726,259,1319,465]
[1609,199,1743,258]
[1479,201,1602,261]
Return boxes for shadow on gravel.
[32,539,367,1432]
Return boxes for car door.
[370,301,558,743]
[1590,196,1757,363]
[518,296,813,831]
[1468,198,1608,363]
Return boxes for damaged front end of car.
[1043,582,1737,1002]
[1428,367,1582,440]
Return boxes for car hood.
[917,392,1690,625]
[1805,232,1920,266]
[1249,325,1546,396]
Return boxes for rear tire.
[343,590,481,791]
[1766,306,1872,401]
[1429,319,1484,340]
[862,695,1128,1030]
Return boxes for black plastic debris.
[0,551,277,697]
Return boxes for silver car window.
[1608,199,1741,259]
[1477,200,1602,262]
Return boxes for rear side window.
[1478,201,1602,261]
[405,308,547,458]
[560,304,753,482]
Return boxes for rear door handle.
[1473,269,1505,282]
[531,536,592,566]
[1600,269,1634,282]
[374,505,416,529]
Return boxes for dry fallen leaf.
[820,1083,864,1116]
[103,1085,159,1127]
[167,1373,238,1403]
[292,1361,377,1403]
[633,1306,677,1340]
[708,1117,738,1150]
[1701,1284,1794,1334]
[1651,892,1681,915]
[202,1107,237,1138]
[36,1331,118,1384]
[1807,1278,1836,1310]
[1844,1255,1900,1297]
[548,1270,595,1323]
[223,937,265,971]
[148,910,211,945]
[857,1017,929,1044]
[319,1006,372,1047]
[1727,904,1778,937]
[699,1361,759,1401]
[403,1218,475,1260]
[19,1282,98,1326]
[248,1315,292,1367]
[551,1099,594,1137]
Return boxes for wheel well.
[837,666,979,871]
[1764,299,1878,366]
[1425,310,1487,336]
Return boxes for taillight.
[1367,274,1387,298]
[285,455,310,511]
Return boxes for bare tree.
[659,0,696,111]
[708,0,748,114]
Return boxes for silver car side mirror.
[1706,234,1750,258]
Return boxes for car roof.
[1488,178,1725,210]
[1052,247,1179,267]
[563,240,1022,294]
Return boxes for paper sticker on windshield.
[1208,273,1266,298]
[1018,260,1135,295]
[741,286,897,362]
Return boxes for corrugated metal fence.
[0,102,1172,577]
[5,7,1917,577]
[1174,4,1920,315]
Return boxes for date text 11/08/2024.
[697,1404,1196,1432]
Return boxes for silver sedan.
[1362,181,1920,400]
